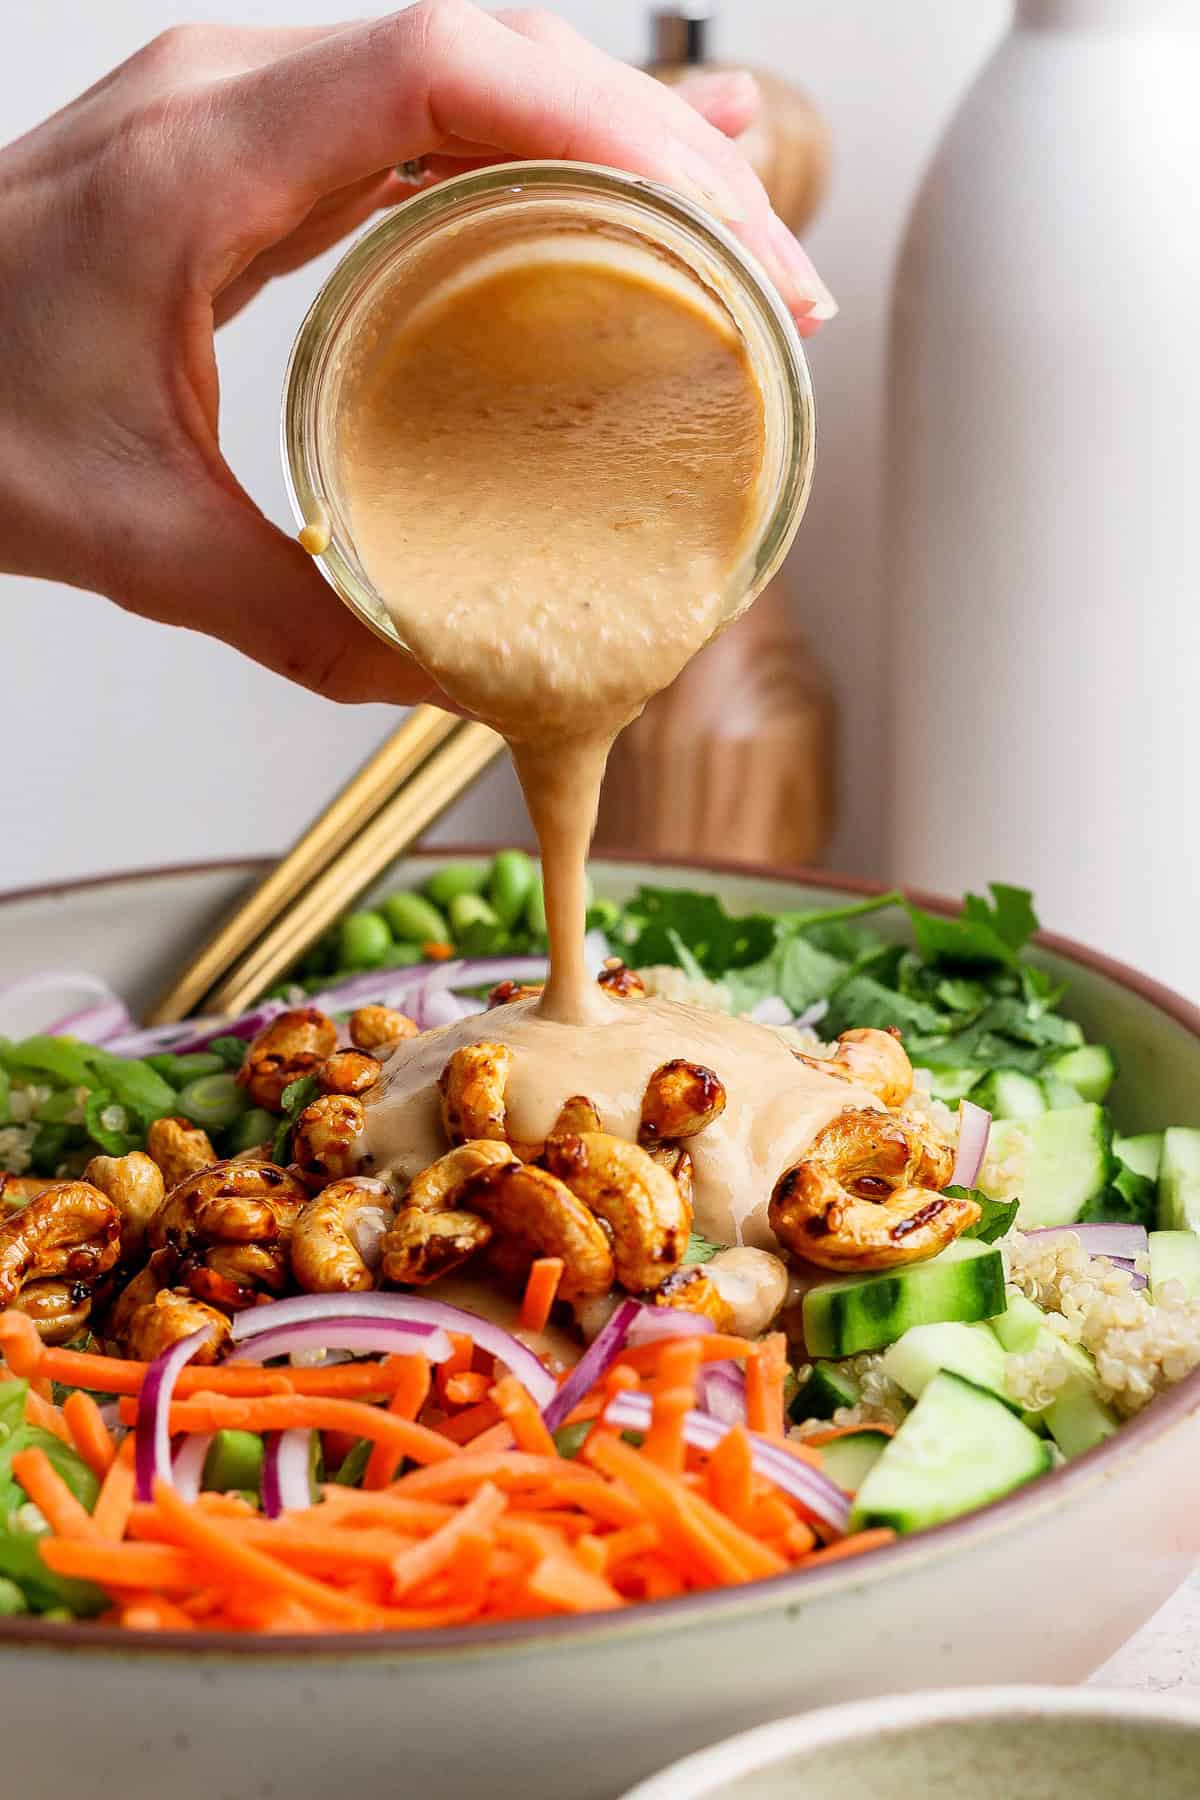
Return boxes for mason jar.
[282,159,815,661]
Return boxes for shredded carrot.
[63,1390,116,1478]
[363,1354,432,1491]
[117,1394,456,1467]
[642,1340,702,1475]
[528,1554,623,1613]
[803,1423,896,1447]
[490,1375,558,1456]
[421,941,455,961]
[615,1333,758,1377]
[435,1398,501,1445]
[120,1595,197,1631]
[518,1258,564,1333]
[389,1483,506,1598]
[11,1447,101,1541]
[745,1333,788,1440]
[435,1332,475,1404]
[41,1537,199,1592]
[442,1370,491,1408]
[23,1386,72,1443]
[91,1435,137,1539]
[705,1424,755,1527]
[797,1527,896,1568]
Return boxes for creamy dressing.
[333,232,849,1257]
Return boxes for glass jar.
[282,159,815,656]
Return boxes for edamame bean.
[487,849,536,928]
[424,861,490,908]
[381,891,450,946]
[0,1578,28,1616]
[203,1430,265,1494]
[378,940,424,968]
[337,910,392,970]
[448,893,507,956]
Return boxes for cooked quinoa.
[789,1351,911,1441]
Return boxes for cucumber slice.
[802,1240,1006,1359]
[1158,1128,1200,1233]
[1041,1342,1118,1458]
[983,1105,1115,1229]
[989,1290,1047,1354]
[1044,1045,1117,1104]
[790,1361,861,1423]
[1041,1078,1084,1110]
[922,1069,981,1106]
[969,1070,1046,1122]
[1149,1230,1200,1301]
[882,1321,1015,1409]
[849,1372,1051,1534]
[819,1429,890,1494]
[1116,1133,1163,1183]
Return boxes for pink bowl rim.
[1,850,1198,1663]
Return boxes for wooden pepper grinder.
[595,4,836,866]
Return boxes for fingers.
[672,69,761,140]
[219,0,833,327]
[214,170,401,325]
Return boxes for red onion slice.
[542,1299,641,1433]
[603,1392,850,1534]
[951,1099,992,1188]
[1026,1223,1149,1289]
[135,1325,214,1502]
[749,996,793,1028]
[262,1430,312,1518]
[171,1431,214,1504]
[625,1306,716,1346]
[700,1362,747,1426]
[227,1316,453,1367]
[230,1292,557,1409]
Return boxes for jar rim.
[281,158,815,655]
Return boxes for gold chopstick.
[203,720,504,1018]
[147,706,462,1025]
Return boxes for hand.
[0,2,836,704]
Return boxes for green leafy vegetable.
[683,1230,723,1265]
[83,1090,135,1156]
[905,883,1038,970]
[622,888,777,977]
[954,1190,1020,1244]
[207,1036,251,1071]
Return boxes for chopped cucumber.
[802,1239,1006,1359]
[1149,1230,1200,1301]
[989,1290,1047,1354]
[1044,1044,1117,1104]
[1041,1342,1118,1458]
[790,1361,861,1422]
[922,1069,980,1106]
[1157,1128,1200,1234]
[1116,1133,1164,1183]
[1041,1078,1084,1109]
[849,1372,1051,1534]
[983,1105,1115,1229]
[969,1070,1045,1122]
[882,1321,1015,1410]
[819,1429,890,1494]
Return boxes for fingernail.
[676,68,760,113]
[667,136,746,223]
[766,214,838,323]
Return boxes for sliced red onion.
[42,999,134,1043]
[700,1362,747,1426]
[415,985,481,1030]
[604,1392,850,1534]
[229,1292,556,1409]
[625,1305,716,1345]
[951,1099,992,1188]
[749,996,793,1028]
[794,998,829,1031]
[1026,1224,1149,1289]
[262,1430,312,1518]
[135,1325,214,1502]
[172,1431,214,1504]
[227,1316,453,1367]
[104,1016,230,1058]
[542,1298,640,1432]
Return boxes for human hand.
[0,3,835,703]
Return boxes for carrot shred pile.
[0,1309,893,1635]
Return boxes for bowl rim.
[2,850,1199,1663]
[619,1684,1200,1798]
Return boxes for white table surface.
[1090,1572,1200,1694]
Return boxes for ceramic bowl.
[621,1687,1200,1798]
[2,855,1200,1800]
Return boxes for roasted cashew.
[146,1117,219,1189]
[541,1132,692,1293]
[438,1043,512,1145]
[239,1007,338,1111]
[458,1162,614,1301]
[318,1051,383,1098]
[149,1160,308,1254]
[12,1279,95,1346]
[349,1005,419,1052]
[291,1178,394,1293]
[597,959,646,999]
[84,1151,166,1257]
[795,1028,914,1110]
[184,1241,290,1311]
[769,1108,968,1272]
[109,1256,231,1363]
[290,1095,366,1181]
[549,1095,602,1137]
[0,1175,51,1211]
[0,1183,121,1307]
[404,1140,518,1212]
[645,1144,694,1210]
[487,981,544,1008]
[639,1061,726,1145]
[381,1207,494,1286]
[654,1266,735,1331]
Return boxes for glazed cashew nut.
[403,1140,518,1211]
[0,1183,122,1308]
[794,1028,915,1110]
[318,1050,383,1098]
[84,1150,166,1257]
[438,1043,512,1145]
[145,1116,219,1190]
[349,1005,419,1052]
[542,1131,693,1293]
[239,1007,338,1112]
[458,1161,615,1301]
[381,1208,494,1287]
[291,1177,394,1294]
[290,1095,367,1181]
[768,1108,971,1272]
[639,1061,726,1145]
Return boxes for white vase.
[885,0,1200,993]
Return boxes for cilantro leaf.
[952,1190,1020,1243]
[683,1230,723,1265]
[622,888,778,976]
[723,937,846,1017]
[906,883,1039,970]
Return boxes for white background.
[0,0,1007,889]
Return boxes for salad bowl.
[1,853,1199,1800]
